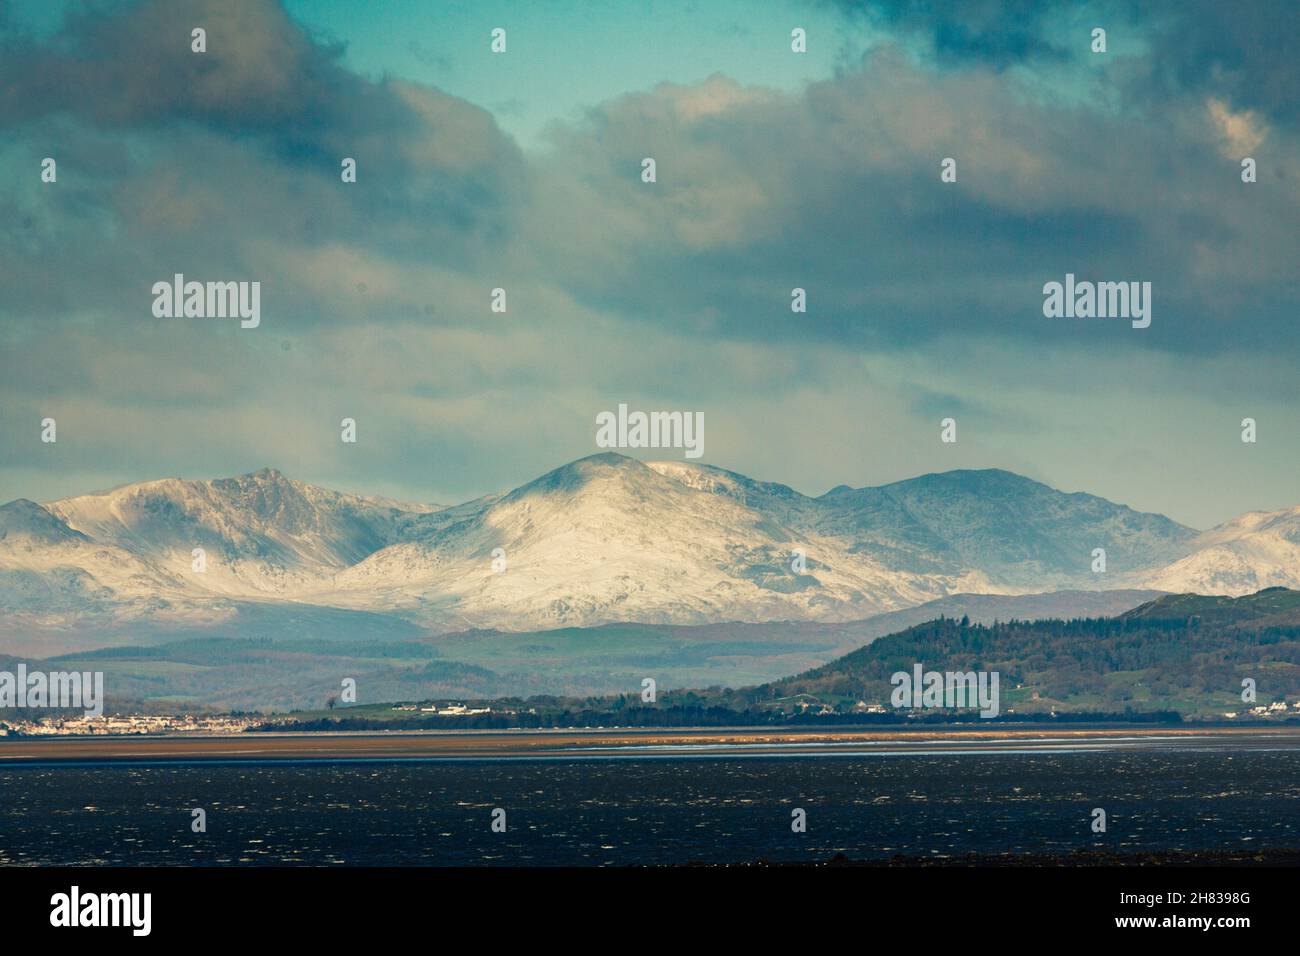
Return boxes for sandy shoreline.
[3,724,1297,762]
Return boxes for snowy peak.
[506,453,657,500]
[0,499,88,545]
[816,468,1197,585]
[44,468,441,596]
[1194,505,1300,543]
[329,451,946,630]
[1136,505,1300,596]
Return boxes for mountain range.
[2,453,1298,641]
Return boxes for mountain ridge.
[1,455,1295,632]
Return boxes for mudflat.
[3,724,1297,762]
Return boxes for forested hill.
[746,588,1300,716]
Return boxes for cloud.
[1137,0,1300,124]
[0,0,526,328]
[530,48,1298,355]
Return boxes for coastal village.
[0,701,511,736]
[0,713,257,737]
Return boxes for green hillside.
[745,589,1300,717]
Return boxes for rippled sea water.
[2,751,1298,865]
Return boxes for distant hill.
[743,588,1300,717]
[842,588,1166,638]
[1120,587,1300,627]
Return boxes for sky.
[0,0,1296,528]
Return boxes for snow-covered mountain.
[316,454,989,629]
[655,462,1198,586]
[1134,506,1300,595]
[1,455,1294,633]
[0,497,189,620]
[45,468,443,598]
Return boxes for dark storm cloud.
[826,0,1300,123]
[530,59,1297,357]
[1137,0,1300,123]
[838,0,1072,68]
[0,0,526,327]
